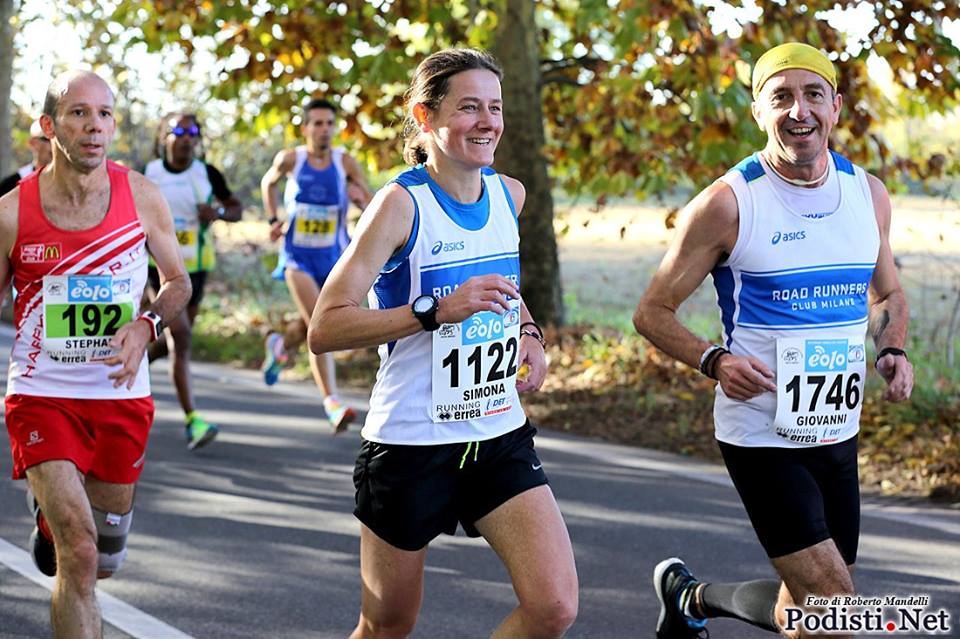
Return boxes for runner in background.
[260,98,372,433]
[144,112,242,450]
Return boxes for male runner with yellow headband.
[635,42,912,638]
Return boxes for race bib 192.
[41,274,135,364]
[773,337,866,444]
[431,299,521,423]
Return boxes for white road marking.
[0,538,195,639]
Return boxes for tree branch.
[540,55,603,75]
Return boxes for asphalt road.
[1,325,958,638]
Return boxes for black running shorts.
[718,435,860,564]
[353,420,549,551]
[147,266,207,308]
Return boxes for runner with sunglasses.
[143,112,243,450]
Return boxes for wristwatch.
[215,205,226,219]
[137,311,164,342]
[412,294,440,332]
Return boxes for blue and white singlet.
[274,147,350,283]
[712,151,880,448]
[363,166,527,445]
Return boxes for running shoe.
[262,332,288,386]
[653,557,709,639]
[29,509,57,577]
[186,413,219,451]
[323,396,355,435]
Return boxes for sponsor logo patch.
[804,339,848,372]
[20,243,62,263]
[463,312,505,345]
[67,275,113,303]
[431,240,466,255]
[771,230,806,245]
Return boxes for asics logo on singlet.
[771,230,806,245]
[67,276,113,303]
[431,240,466,255]
[805,339,848,372]
[464,311,504,345]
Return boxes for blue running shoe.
[262,332,288,386]
[654,557,709,639]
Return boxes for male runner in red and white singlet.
[0,70,190,639]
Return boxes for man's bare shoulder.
[864,172,892,228]
[276,148,299,169]
[864,172,890,203]
[667,179,740,256]
[682,180,738,228]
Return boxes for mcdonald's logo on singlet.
[20,242,61,263]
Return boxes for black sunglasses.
[169,125,201,138]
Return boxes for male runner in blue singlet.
[260,98,372,433]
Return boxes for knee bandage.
[93,507,133,575]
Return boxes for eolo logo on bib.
[464,311,504,345]
[805,339,848,372]
[67,275,114,303]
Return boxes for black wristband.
[708,351,730,380]
[700,347,730,380]
[519,322,543,340]
[268,216,279,225]
[520,329,546,348]
[875,347,907,368]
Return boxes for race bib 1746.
[773,337,866,445]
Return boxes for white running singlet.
[712,151,880,448]
[144,158,215,272]
[363,166,526,445]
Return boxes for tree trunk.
[0,0,16,177]
[490,0,564,326]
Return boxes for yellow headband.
[752,43,837,99]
